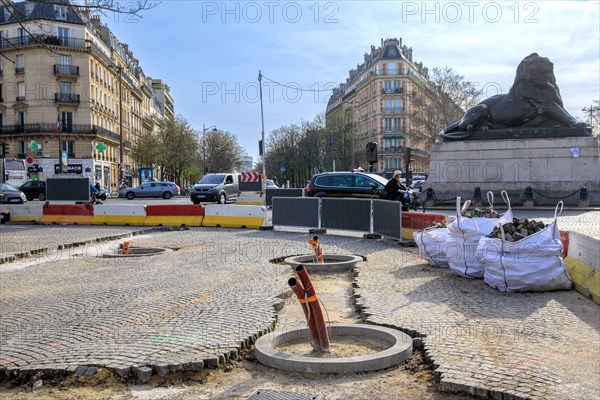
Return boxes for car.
[19,180,47,201]
[119,182,180,200]
[191,173,239,204]
[0,183,27,204]
[305,171,389,198]
[266,179,279,189]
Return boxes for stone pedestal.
[426,136,600,206]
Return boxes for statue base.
[442,126,591,141]
[425,136,599,207]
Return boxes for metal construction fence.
[272,197,402,240]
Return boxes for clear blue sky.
[105,1,600,162]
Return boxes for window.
[385,118,393,132]
[17,111,25,132]
[60,81,72,94]
[0,113,3,132]
[55,5,67,20]
[18,141,25,158]
[393,118,401,132]
[0,84,3,102]
[383,80,392,94]
[331,175,353,187]
[385,158,401,170]
[17,82,25,101]
[16,54,24,73]
[57,27,69,45]
[393,99,402,113]
[17,28,26,45]
[393,80,402,92]
[61,111,73,132]
[61,140,75,158]
[387,63,397,75]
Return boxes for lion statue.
[440,53,587,140]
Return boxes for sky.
[104,0,600,162]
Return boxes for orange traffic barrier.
[295,265,330,352]
[41,204,94,225]
[288,277,320,351]
[401,211,446,240]
[308,235,324,263]
[144,204,205,226]
[122,242,129,255]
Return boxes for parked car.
[119,182,180,200]
[0,183,27,204]
[19,180,47,201]
[305,171,389,198]
[266,179,279,189]
[191,173,239,204]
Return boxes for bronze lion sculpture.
[440,53,586,140]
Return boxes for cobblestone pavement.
[0,224,598,399]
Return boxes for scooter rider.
[384,170,408,201]
[89,181,102,204]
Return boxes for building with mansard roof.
[326,38,431,176]
[0,1,173,190]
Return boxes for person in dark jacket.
[384,170,405,201]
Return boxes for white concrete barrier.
[203,204,267,228]
[0,204,44,223]
[91,204,147,226]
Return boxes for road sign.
[240,172,259,182]
[96,142,106,152]
[26,156,34,165]
[280,167,285,173]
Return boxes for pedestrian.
[119,180,127,190]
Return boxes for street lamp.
[202,124,217,174]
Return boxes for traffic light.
[0,142,8,157]
[366,142,378,163]
[258,139,263,156]
[405,147,412,165]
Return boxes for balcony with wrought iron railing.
[0,123,131,147]
[53,64,80,77]
[55,93,80,104]
[0,35,87,50]
[15,67,24,74]
[381,87,404,95]
[382,107,403,114]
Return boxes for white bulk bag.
[414,226,450,268]
[446,191,513,279]
[476,201,572,292]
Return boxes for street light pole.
[202,124,217,175]
[259,70,266,195]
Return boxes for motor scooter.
[398,186,425,212]
[91,189,107,205]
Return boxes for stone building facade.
[326,38,431,176]
[0,1,172,191]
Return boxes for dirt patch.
[275,335,387,357]
[0,269,473,400]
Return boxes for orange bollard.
[308,235,324,263]
[288,277,320,351]
[295,265,330,352]
[122,241,129,255]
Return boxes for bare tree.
[411,67,483,147]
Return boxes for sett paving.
[0,224,598,399]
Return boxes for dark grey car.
[0,183,27,204]
[191,173,239,204]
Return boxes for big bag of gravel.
[476,201,572,292]
[446,191,513,279]
[414,225,450,268]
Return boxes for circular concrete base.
[284,255,363,271]
[255,324,412,374]
[102,247,169,258]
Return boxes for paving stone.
[132,366,153,383]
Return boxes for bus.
[0,158,28,187]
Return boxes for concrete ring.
[254,324,413,374]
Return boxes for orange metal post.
[295,265,330,352]
[288,277,320,351]
[308,235,324,263]
[122,242,129,255]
